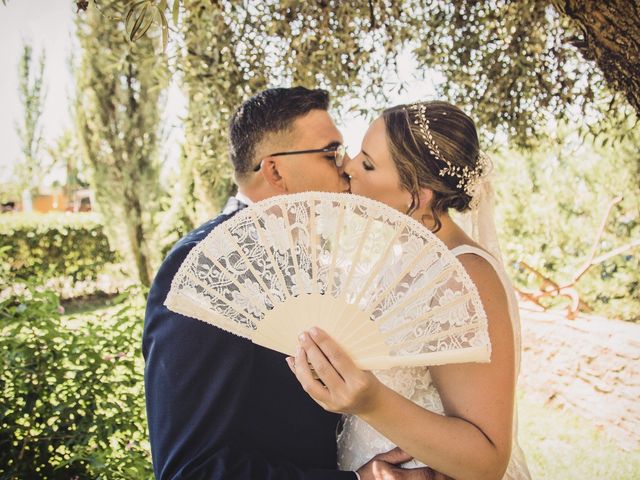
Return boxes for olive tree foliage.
[69,0,419,258]
[134,0,424,252]
[410,0,638,149]
[109,0,638,148]
[75,2,169,286]
[174,0,423,222]
[76,0,638,242]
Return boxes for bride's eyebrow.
[362,149,377,165]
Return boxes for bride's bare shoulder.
[455,251,507,308]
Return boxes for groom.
[144,87,426,479]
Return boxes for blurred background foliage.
[1,0,638,477]
[496,115,639,321]
[0,213,117,285]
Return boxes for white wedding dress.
[337,244,531,479]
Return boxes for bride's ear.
[417,188,433,209]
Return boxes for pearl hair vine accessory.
[406,102,491,199]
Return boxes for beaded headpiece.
[406,102,491,199]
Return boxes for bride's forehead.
[363,117,380,137]
[363,118,390,153]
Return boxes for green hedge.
[0,213,117,285]
[0,286,152,479]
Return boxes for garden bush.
[0,213,117,286]
[0,286,152,479]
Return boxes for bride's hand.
[286,327,384,415]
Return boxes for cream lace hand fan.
[165,192,490,370]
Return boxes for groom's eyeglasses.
[253,144,346,172]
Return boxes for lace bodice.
[337,366,444,470]
[337,245,531,479]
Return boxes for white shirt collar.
[234,191,254,206]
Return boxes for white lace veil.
[452,161,523,372]
[455,177,504,267]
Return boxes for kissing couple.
[143,86,531,479]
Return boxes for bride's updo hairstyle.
[382,101,485,232]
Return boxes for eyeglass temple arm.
[270,147,336,157]
[253,146,341,172]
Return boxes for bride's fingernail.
[309,327,319,337]
[298,333,307,342]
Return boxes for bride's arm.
[288,254,515,480]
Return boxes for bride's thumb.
[374,446,413,465]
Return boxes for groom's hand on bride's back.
[357,447,453,480]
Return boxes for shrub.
[0,286,152,479]
[0,213,117,285]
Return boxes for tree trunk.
[126,197,152,287]
[551,0,640,114]
[128,221,151,288]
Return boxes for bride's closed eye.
[356,151,375,171]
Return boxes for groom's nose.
[338,155,351,191]
[339,152,353,172]
[341,154,354,177]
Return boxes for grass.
[517,393,640,479]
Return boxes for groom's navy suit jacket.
[143,197,355,480]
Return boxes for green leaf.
[127,3,152,43]
[172,0,180,25]
[158,7,169,52]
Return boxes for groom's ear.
[260,157,288,193]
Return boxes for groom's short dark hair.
[229,86,330,181]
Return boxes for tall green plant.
[14,43,48,195]
[75,2,169,286]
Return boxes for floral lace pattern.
[338,366,443,470]
[165,192,491,368]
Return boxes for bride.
[287,101,531,479]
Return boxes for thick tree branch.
[551,0,640,114]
